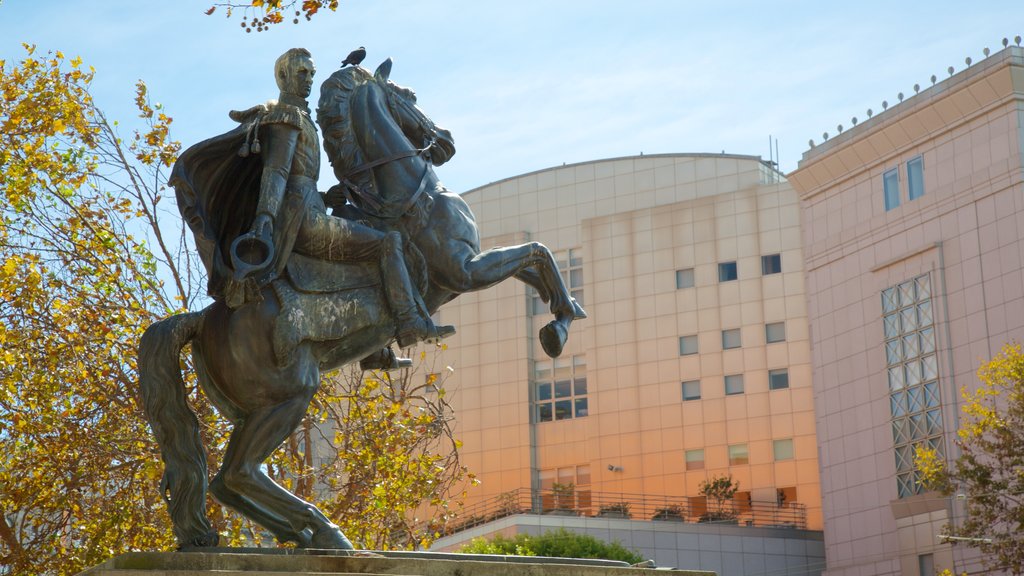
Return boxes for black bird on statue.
[341,46,366,68]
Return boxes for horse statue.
[140,53,585,550]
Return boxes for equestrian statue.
[139,48,585,550]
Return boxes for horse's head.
[373,60,456,166]
[317,59,455,185]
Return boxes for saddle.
[268,253,378,366]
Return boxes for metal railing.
[441,488,807,536]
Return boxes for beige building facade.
[436,152,822,535]
[788,46,1024,575]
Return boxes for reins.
[338,137,436,220]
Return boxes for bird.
[341,47,366,68]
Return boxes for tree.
[698,473,739,522]
[0,44,209,575]
[272,353,476,550]
[204,1,339,32]
[916,343,1024,575]
[459,528,645,564]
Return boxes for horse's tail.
[138,310,217,547]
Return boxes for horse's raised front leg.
[432,241,584,357]
[215,387,353,549]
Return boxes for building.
[788,45,1024,575]
[429,153,823,572]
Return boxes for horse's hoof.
[540,321,568,358]
[310,525,355,550]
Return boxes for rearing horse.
[317,59,586,357]
[140,59,584,551]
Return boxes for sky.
[2,1,1023,193]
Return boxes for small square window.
[769,369,790,390]
[682,380,701,401]
[728,444,749,465]
[907,156,924,200]
[685,449,705,470]
[676,268,695,289]
[718,261,738,282]
[884,167,900,211]
[722,328,742,350]
[762,254,782,275]
[766,322,786,343]
[679,335,699,356]
[724,374,744,395]
[773,439,794,461]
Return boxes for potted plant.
[698,474,739,524]
[651,504,686,521]
[597,501,632,519]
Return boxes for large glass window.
[765,322,786,343]
[534,355,587,423]
[539,465,592,513]
[907,156,925,200]
[718,261,738,282]
[722,328,741,349]
[685,449,705,470]
[682,380,701,401]
[725,374,744,395]
[769,368,790,390]
[883,274,944,498]
[773,439,794,461]
[884,167,900,211]
[728,444,749,465]
[679,335,699,356]
[676,268,695,289]
[762,254,782,275]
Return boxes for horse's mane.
[316,66,374,185]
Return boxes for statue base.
[76,549,716,576]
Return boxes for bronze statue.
[140,48,585,550]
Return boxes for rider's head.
[275,48,315,99]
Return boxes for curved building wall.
[436,153,822,532]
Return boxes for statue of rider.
[227,48,454,352]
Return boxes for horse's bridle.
[337,136,436,220]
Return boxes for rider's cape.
[170,103,307,307]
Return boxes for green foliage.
[459,528,644,564]
[916,343,1024,575]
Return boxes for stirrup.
[359,347,413,371]
[396,319,456,349]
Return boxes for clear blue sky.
[2,1,1022,192]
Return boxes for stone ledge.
[77,550,715,576]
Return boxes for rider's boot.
[379,231,456,348]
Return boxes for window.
[532,248,584,314]
[540,465,592,513]
[884,167,900,211]
[918,554,935,576]
[679,335,699,356]
[728,444,749,465]
[722,328,741,349]
[762,254,782,275]
[769,368,790,390]
[883,274,944,498]
[534,355,587,422]
[718,261,738,282]
[676,268,695,289]
[766,322,786,343]
[685,449,705,470]
[724,374,744,395]
[907,156,925,200]
[773,439,794,461]
[682,380,701,401]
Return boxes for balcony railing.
[441,488,807,536]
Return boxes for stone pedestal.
[77,549,716,576]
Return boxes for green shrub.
[459,528,644,564]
